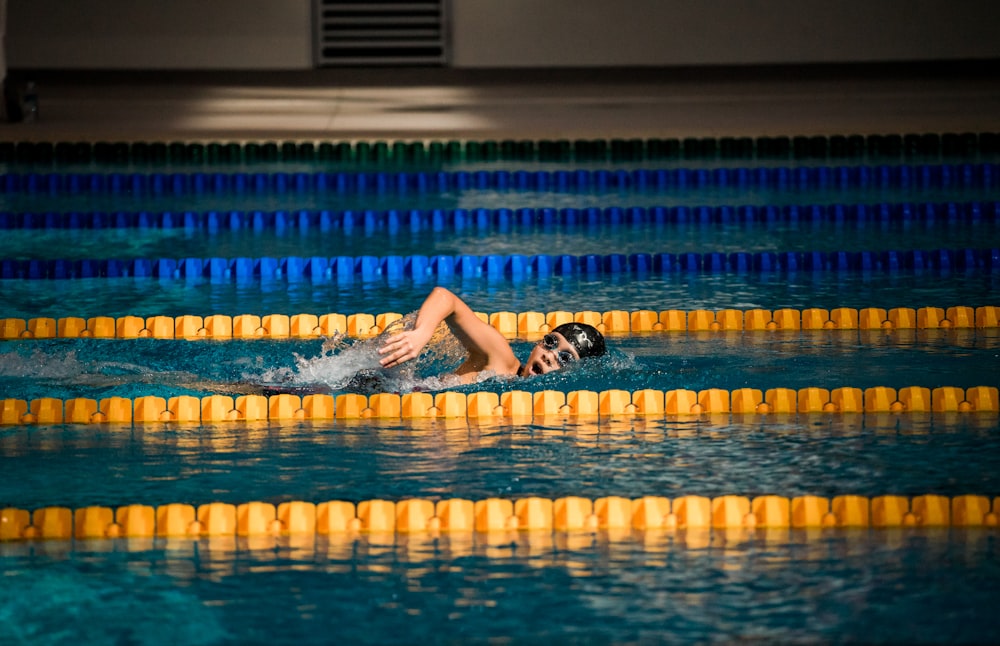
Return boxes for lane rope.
[2,306,998,340]
[2,493,998,541]
[3,385,998,425]
[0,163,996,196]
[2,201,996,231]
[3,247,999,281]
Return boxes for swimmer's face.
[520,332,580,376]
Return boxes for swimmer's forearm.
[378,288,466,368]
[414,287,483,353]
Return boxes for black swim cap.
[552,322,606,359]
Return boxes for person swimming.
[239,287,607,396]
[377,287,606,381]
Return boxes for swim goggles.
[542,334,577,367]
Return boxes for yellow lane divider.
[1,305,998,340]
[3,494,998,542]
[3,386,998,424]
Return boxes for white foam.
[248,312,469,393]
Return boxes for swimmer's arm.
[378,287,518,373]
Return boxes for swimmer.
[378,287,606,381]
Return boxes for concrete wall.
[4,0,998,70]
[451,0,1000,67]
[6,0,312,69]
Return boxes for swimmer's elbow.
[416,287,465,330]
[430,286,456,300]
[430,287,465,316]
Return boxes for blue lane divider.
[0,201,997,231]
[0,163,996,196]
[1,249,997,281]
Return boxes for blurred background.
[6,0,1000,70]
[0,1,998,140]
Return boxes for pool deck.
[1,63,999,142]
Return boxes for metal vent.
[314,0,447,66]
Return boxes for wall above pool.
[6,0,1000,70]
[450,0,1000,68]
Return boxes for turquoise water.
[2,528,996,645]
[0,273,997,320]
[3,181,1000,215]
[1,143,999,644]
[2,214,998,261]
[3,414,1000,509]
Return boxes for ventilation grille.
[315,0,447,66]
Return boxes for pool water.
[1,136,999,644]
[0,329,998,402]
[4,413,1000,509]
[2,526,999,645]
[3,415,1000,644]
[0,271,997,322]
[2,212,999,261]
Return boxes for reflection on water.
[1,527,998,645]
[3,217,998,261]
[2,414,998,510]
[0,270,997,321]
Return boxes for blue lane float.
[0,201,996,231]
[0,163,996,196]
[1,248,998,281]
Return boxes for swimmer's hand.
[378,328,433,368]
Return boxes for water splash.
[0,320,640,399]
[249,312,470,394]
[246,316,646,395]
